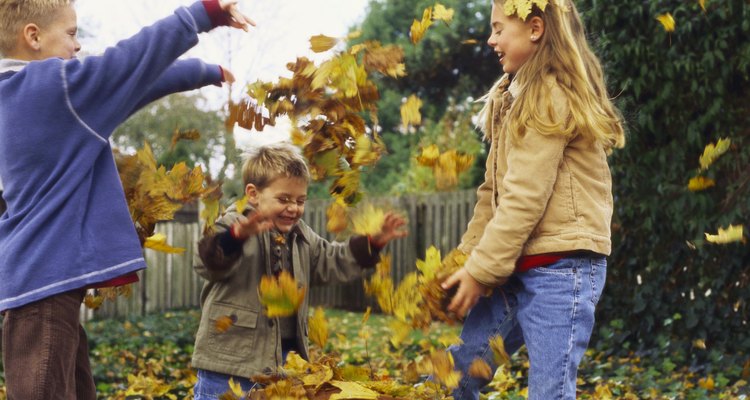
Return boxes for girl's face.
[246,177,308,233]
[487,4,539,74]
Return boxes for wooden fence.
[84,190,477,321]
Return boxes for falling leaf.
[144,233,186,254]
[410,8,433,44]
[705,224,745,244]
[699,138,731,170]
[309,307,330,349]
[433,4,455,24]
[169,128,200,150]
[417,144,440,167]
[468,358,493,380]
[461,39,479,45]
[214,315,237,334]
[228,377,245,397]
[656,13,676,33]
[84,293,104,309]
[258,270,306,317]
[362,306,372,325]
[688,176,715,192]
[401,95,423,127]
[350,203,387,236]
[346,30,362,41]
[699,0,706,11]
[489,335,511,368]
[326,198,349,233]
[698,375,716,390]
[693,339,707,350]
[388,319,412,348]
[422,350,462,389]
[310,34,340,53]
[235,195,249,214]
[416,246,442,281]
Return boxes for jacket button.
[268,320,274,327]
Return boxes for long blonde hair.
[483,0,625,151]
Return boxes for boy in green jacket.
[191,143,407,398]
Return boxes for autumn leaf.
[699,137,731,170]
[350,203,387,236]
[309,307,329,349]
[656,13,676,33]
[388,319,412,348]
[699,0,706,11]
[699,375,716,390]
[401,95,423,128]
[705,224,745,244]
[84,293,104,310]
[489,335,511,368]
[310,34,340,53]
[214,315,237,334]
[504,0,551,20]
[326,197,349,233]
[258,270,306,317]
[688,176,715,192]
[416,246,442,281]
[419,350,462,389]
[462,39,479,45]
[468,358,493,380]
[144,233,185,254]
[433,4,454,24]
[410,7,433,44]
[693,339,707,350]
[328,380,380,400]
[364,254,395,314]
[169,128,200,150]
[417,144,440,167]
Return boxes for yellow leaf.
[388,319,412,348]
[410,8,433,44]
[83,293,104,310]
[705,224,745,245]
[656,13,676,33]
[489,335,511,368]
[228,377,244,397]
[462,39,479,45]
[693,339,707,350]
[433,4,454,24]
[309,307,329,349]
[235,195,249,214]
[170,128,200,150]
[698,375,715,390]
[363,254,395,314]
[310,34,340,53]
[699,138,731,170]
[699,0,706,11]
[468,358,493,380]
[504,0,550,20]
[594,383,614,399]
[144,233,186,254]
[416,144,440,167]
[328,380,379,400]
[350,203,386,236]
[688,176,715,192]
[416,246,442,281]
[362,306,372,325]
[326,198,349,233]
[426,350,462,389]
[400,95,423,127]
[258,270,306,317]
[346,30,362,41]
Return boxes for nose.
[74,38,81,53]
[487,34,496,48]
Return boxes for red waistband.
[88,272,140,289]
[516,252,572,273]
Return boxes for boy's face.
[246,177,308,233]
[34,4,80,60]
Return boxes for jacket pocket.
[206,302,259,357]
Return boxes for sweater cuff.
[201,0,232,27]
[350,235,380,269]
[218,229,244,255]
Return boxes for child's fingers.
[229,6,256,31]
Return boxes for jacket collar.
[0,59,29,74]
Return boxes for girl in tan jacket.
[441,1,625,399]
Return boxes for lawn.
[0,308,747,399]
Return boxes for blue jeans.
[449,255,606,400]
[193,369,257,400]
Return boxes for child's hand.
[230,211,273,241]
[219,0,256,31]
[441,268,492,319]
[370,212,408,248]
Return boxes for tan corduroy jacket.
[191,206,378,378]
[459,75,614,287]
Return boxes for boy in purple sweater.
[0,1,252,398]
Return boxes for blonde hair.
[484,0,625,151]
[0,0,74,56]
[241,142,310,188]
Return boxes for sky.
[74,0,371,150]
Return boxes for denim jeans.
[449,255,606,400]
[2,289,96,400]
[193,369,258,400]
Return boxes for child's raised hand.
[441,268,492,319]
[230,211,273,241]
[370,212,408,248]
[220,66,236,84]
[219,0,256,31]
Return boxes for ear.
[245,183,259,206]
[22,23,42,51]
[528,16,545,42]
